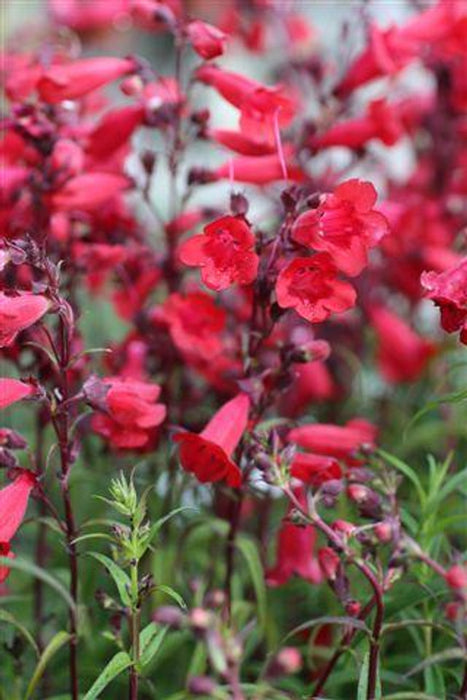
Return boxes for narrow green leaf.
[236,536,267,636]
[71,533,114,546]
[147,507,196,545]
[283,616,371,644]
[0,556,75,611]
[357,650,381,700]
[155,585,186,610]
[25,631,71,699]
[82,651,132,700]
[383,694,446,699]
[0,609,39,657]
[138,623,168,668]
[87,552,132,607]
[436,468,467,502]
[377,450,426,507]
[405,648,466,677]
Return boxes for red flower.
[91,377,166,449]
[421,257,467,345]
[291,453,342,487]
[0,379,35,409]
[292,180,389,277]
[276,254,356,323]
[318,547,340,581]
[266,488,322,586]
[280,361,336,418]
[153,292,226,360]
[210,129,275,156]
[445,565,467,591]
[38,57,136,103]
[86,105,144,162]
[0,470,37,583]
[369,306,436,383]
[51,173,131,211]
[178,215,259,291]
[288,419,377,461]
[0,293,50,348]
[48,0,130,32]
[174,394,250,487]
[186,21,227,60]
[215,149,303,184]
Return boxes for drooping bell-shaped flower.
[0,470,37,583]
[0,293,50,348]
[174,394,250,487]
[0,379,36,409]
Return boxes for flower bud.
[345,599,361,617]
[152,605,184,629]
[318,547,340,581]
[266,646,302,678]
[189,607,213,631]
[374,521,393,543]
[445,565,467,591]
[187,676,219,696]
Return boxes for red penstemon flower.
[421,257,467,344]
[0,470,37,583]
[288,419,377,462]
[0,293,50,347]
[90,377,166,449]
[291,453,342,487]
[276,254,356,323]
[178,216,259,291]
[291,179,389,277]
[174,393,250,487]
[0,379,36,409]
[186,20,227,60]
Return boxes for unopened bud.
[152,605,184,629]
[318,547,340,581]
[266,646,302,678]
[187,676,218,695]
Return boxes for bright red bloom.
[318,547,340,581]
[369,306,436,383]
[178,215,259,291]
[0,293,50,347]
[280,360,336,418]
[38,57,136,103]
[186,21,227,60]
[86,105,144,162]
[48,0,130,31]
[421,257,467,345]
[91,377,166,449]
[288,419,377,461]
[154,292,226,360]
[310,99,404,151]
[266,488,322,586]
[215,149,303,184]
[174,394,250,487]
[291,453,342,487]
[0,379,35,409]
[276,254,356,323]
[210,129,276,156]
[0,471,37,583]
[292,180,389,277]
[51,173,131,211]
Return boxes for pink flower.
[48,0,130,32]
[154,292,226,360]
[276,254,356,323]
[288,419,377,461]
[174,394,250,487]
[50,173,131,211]
[215,149,303,184]
[266,488,322,586]
[421,257,467,345]
[186,21,227,60]
[38,57,136,103]
[292,180,389,277]
[0,293,50,348]
[0,379,35,409]
[369,306,436,383]
[0,471,37,583]
[178,215,259,291]
[90,377,166,449]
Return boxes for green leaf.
[24,631,71,699]
[357,650,381,700]
[405,648,466,678]
[404,387,467,433]
[377,450,426,507]
[138,623,168,668]
[436,468,467,502]
[383,694,441,700]
[146,507,196,546]
[0,609,39,657]
[82,651,132,700]
[283,616,372,644]
[72,533,114,546]
[0,556,75,611]
[155,585,186,610]
[87,552,132,607]
[236,536,267,637]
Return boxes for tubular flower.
[174,394,250,487]
[0,470,37,583]
[369,306,436,383]
[266,487,322,586]
[292,180,389,277]
[178,215,259,291]
[421,257,467,345]
[0,293,50,348]
[215,148,303,184]
[153,292,226,360]
[276,254,356,323]
[288,419,377,462]
[37,56,136,103]
[50,173,132,211]
[186,21,227,60]
[291,453,342,487]
[0,379,36,409]
[91,377,166,449]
